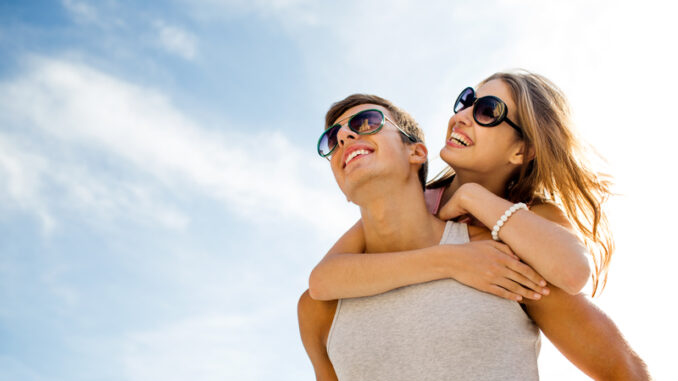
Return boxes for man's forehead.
[333,103,391,125]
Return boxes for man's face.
[327,104,414,202]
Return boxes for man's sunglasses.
[454,87,523,137]
[317,109,417,158]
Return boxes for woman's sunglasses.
[317,109,417,158]
[454,87,523,137]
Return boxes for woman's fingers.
[486,284,524,302]
[453,240,550,301]
[495,277,542,301]
[489,241,520,260]
[504,260,549,294]
[488,241,548,293]
[505,268,550,296]
[438,197,466,220]
[438,206,460,221]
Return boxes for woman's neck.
[442,170,511,207]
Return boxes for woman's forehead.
[477,79,511,100]
[478,79,517,113]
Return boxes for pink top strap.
[424,187,445,215]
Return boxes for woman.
[299,71,648,380]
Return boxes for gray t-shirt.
[327,221,540,380]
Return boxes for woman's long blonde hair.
[429,70,614,296]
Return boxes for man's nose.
[336,124,356,146]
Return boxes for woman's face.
[440,79,525,175]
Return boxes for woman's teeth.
[450,132,471,146]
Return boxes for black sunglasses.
[317,109,417,158]
[454,87,523,136]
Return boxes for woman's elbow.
[560,253,592,295]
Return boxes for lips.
[342,144,374,168]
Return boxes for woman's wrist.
[458,183,485,215]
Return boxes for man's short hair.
[325,94,428,189]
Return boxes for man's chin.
[339,175,382,205]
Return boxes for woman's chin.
[439,146,460,166]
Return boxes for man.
[299,94,650,380]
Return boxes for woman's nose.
[456,105,475,124]
[446,108,472,138]
[450,107,473,128]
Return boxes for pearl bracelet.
[491,202,528,241]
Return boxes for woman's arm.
[523,287,651,380]
[438,183,591,294]
[308,220,547,302]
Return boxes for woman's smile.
[447,130,474,148]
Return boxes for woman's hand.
[438,183,474,222]
[438,183,480,224]
[448,240,550,301]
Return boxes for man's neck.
[357,180,444,254]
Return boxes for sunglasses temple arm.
[505,118,523,136]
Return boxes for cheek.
[445,116,456,139]
[478,136,518,163]
[330,158,344,180]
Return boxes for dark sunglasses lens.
[348,110,383,134]
[454,88,475,113]
[474,97,505,126]
[318,125,340,156]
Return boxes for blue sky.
[1,1,676,380]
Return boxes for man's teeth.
[346,149,370,164]
[450,132,471,146]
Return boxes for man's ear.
[509,142,535,165]
[409,142,428,165]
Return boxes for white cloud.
[61,0,99,24]
[153,21,198,60]
[0,56,355,235]
[0,135,55,232]
[0,130,188,232]
[122,314,261,381]
[184,0,315,18]
[118,290,307,380]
